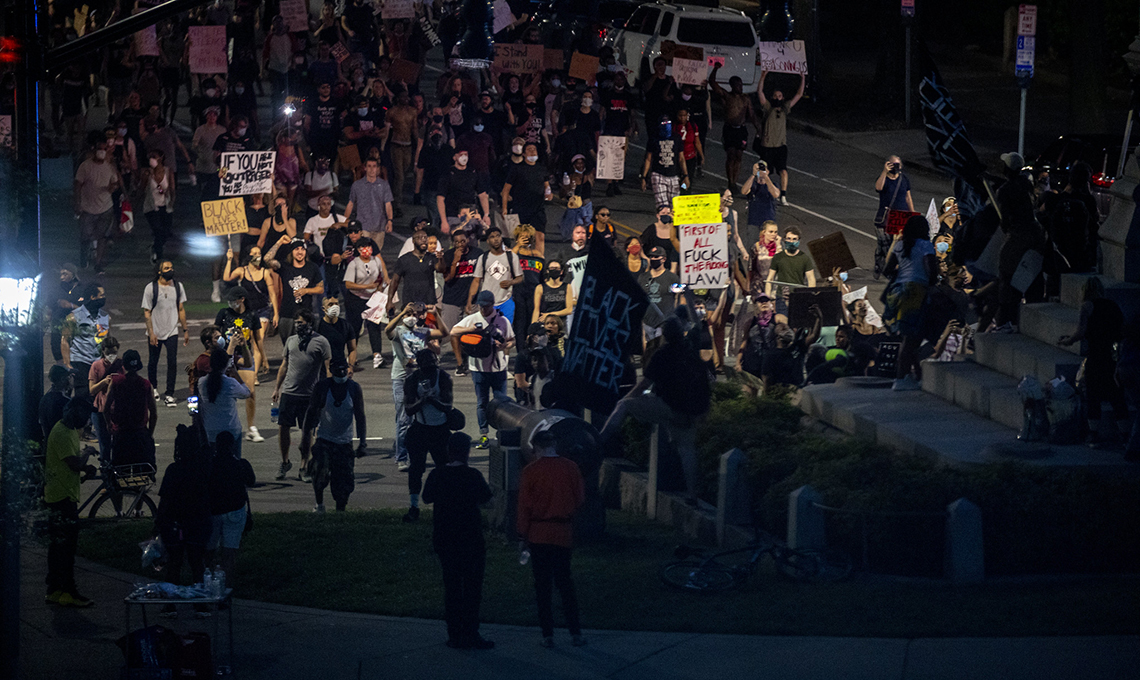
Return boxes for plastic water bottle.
[202,567,213,591]
[270,403,279,424]
[519,549,531,566]
[212,566,225,597]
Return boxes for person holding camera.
[873,155,915,279]
[215,287,263,443]
[197,348,253,459]
[402,349,454,523]
[452,290,515,449]
[302,358,367,512]
[44,400,99,607]
[385,303,451,471]
[741,161,780,248]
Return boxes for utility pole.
[901,0,914,125]
[1015,4,1037,157]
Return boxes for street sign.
[1016,35,1035,77]
[901,0,915,18]
[1017,4,1037,36]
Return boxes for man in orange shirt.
[516,430,586,648]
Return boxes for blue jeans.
[470,370,508,434]
[392,379,411,462]
[91,412,112,465]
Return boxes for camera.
[670,282,688,293]
[187,396,199,414]
[757,160,768,173]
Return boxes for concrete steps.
[920,359,1022,431]
[972,333,1082,385]
[1059,273,1140,320]
[1019,303,1081,355]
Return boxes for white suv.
[607,3,759,87]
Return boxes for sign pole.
[901,0,915,125]
[1018,86,1028,157]
[1015,5,1037,157]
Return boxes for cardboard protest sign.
[338,144,362,174]
[219,151,276,196]
[569,52,599,85]
[595,136,626,181]
[707,55,725,68]
[561,233,648,412]
[279,0,309,33]
[660,42,703,65]
[672,193,721,225]
[0,116,12,149]
[135,24,159,57]
[493,43,544,74]
[680,223,729,289]
[331,42,350,64]
[380,0,415,19]
[189,26,228,74]
[544,48,565,71]
[884,209,920,236]
[973,228,1006,278]
[925,198,941,239]
[807,232,857,278]
[789,288,843,328]
[1011,249,1044,293]
[201,197,249,236]
[671,57,706,86]
[389,58,422,85]
[492,0,515,34]
[758,40,808,75]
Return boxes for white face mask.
[326,305,340,318]
[512,144,523,155]
[235,86,245,95]
[149,158,158,167]
[117,127,128,136]
[581,98,592,108]
[551,79,561,88]
[681,93,692,101]
[205,89,217,97]
[95,150,107,160]
[105,353,118,363]
[332,375,348,384]
[472,124,484,132]
[236,126,248,136]
[402,315,417,328]
[525,154,538,163]
[456,154,468,166]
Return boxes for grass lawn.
[77,509,1140,638]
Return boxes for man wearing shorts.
[709,66,754,194]
[756,71,805,205]
[272,309,331,481]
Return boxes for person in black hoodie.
[421,432,495,650]
[207,432,256,587]
[155,424,213,617]
[302,358,368,512]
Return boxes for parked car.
[606,2,760,87]
[528,0,641,54]
[1030,133,1139,221]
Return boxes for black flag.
[560,232,648,413]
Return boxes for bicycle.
[78,460,158,519]
[660,528,853,593]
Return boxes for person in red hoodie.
[516,429,585,648]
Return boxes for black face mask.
[432,115,443,123]
[547,269,563,280]
[160,271,175,280]
[650,258,665,269]
[86,298,106,311]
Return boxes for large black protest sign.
[561,233,648,412]
[219,151,275,196]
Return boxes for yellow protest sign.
[672,193,721,225]
[201,197,249,236]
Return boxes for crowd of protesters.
[30,0,1139,653]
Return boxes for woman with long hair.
[532,259,572,324]
[197,348,252,458]
[137,149,176,263]
[624,236,649,275]
[512,224,545,341]
[224,245,278,378]
[882,215,939,391]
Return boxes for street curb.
[787,118,956,180]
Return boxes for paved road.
[29,44,960,515]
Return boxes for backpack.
[480,250,518,283]
[458,327,496,358]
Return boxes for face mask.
[650,258,665,269]
[509,84,519,93]
[215,336,227,350]
[206,89,217,97]
[149,157,159,167]
[696,307,707,319]
[936,241,950,254]
[317,164,329,174]
[105,353,118,363]
[332,375,349,384]
[118,127,127,136]
[839,272,848,282]
[236,126,248,136]
[326,305,340,318]
[525,155,538,163]
[229,301,242,310]
[235,87,245,95]
[87,298,106,311]
[660,215,673,225]
[357,107,368,116]
[758,309,774,326]
[627,244,641,256]
[581,98,592,108]
[534,335,548,348]
[402,316,417,328]
[547,269,562,280]
[786,241,800,251]
[681,93,692,101]
[472,124,484,132]
[95,150,106,160]
[160,270,174,280]
[512,144,523,155]
[251,255,262,266]
[660,124,672,137]
[456,154,468,166]
[551,79,561,88]
[432,115,443,123]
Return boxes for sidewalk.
[17,545,1139,680]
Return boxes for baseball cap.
[476,290,496,306]
[346,221,363,233]
[1000,152,1025,170]
[226,286,246,302]
[527,322,546,336]
[755,293,771,303]
[646,246,664,258]
[123,349,144,372]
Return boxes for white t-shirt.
[140,281,186,340]
[459,310,515,373]
[344,257,382,300]
[303,212,346,251]
[472,250,521,305]
[302,170,339,211]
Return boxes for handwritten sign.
[707,56,725,68]
[201,197,250,236]
[279,0,309,32]
[492,0,515,34]
[493,43,544,74]
[925,198,941,240]
[758,40,808,75]
[189,26,227,74]
[219,151,276,196]
[569,52,599,85]
[884,209,921,236]
[380,0,415,19]
[807,231,857,278]
[672,193,721,226]
[338,144,362,174]
[544,48,565,71]
[671,57,706,86]
[389,58,422,85]
[331,42,350,64]
[0,116,12,149]
[596,136,626,181]
[135,24,159,57]
[502,213,521,233]
[680,223,729,288]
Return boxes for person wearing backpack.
[597,316,710,506]
[465,225,523,324]
[401,349,454,523]
[452,290,515,449]
[141,260,189,408]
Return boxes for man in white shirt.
[140,259,189,407]
[451,290,515,449]
[301,156,339,217]
[302,195,346,252]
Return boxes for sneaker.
[164,395,177,408]
[992,322,1018,334]
[150,251,158,264]
[397,461,410,472]
[470,636,495,650]
[539,636,555,648]
[402,506,419,523]
[246,426,264,443]
[779,194,789,206]
[58,592,94,608]
[45,590,64,605]
[455,365,468,376]
[313,503,325,513]
[475,435,489,449]
[158,604,178,618]
[299,468,312,483]
[892,376,922,391]
[153,388,160,399]
[275,460,292,481]
[372,354,385,369]
[571,635,587,647]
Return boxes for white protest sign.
[135,24,159,57]
[671,57,706,86]
[279,0,309,32]
[189,26,228,74]
[842,287,867,304]
[492,0,515,34]
[841,287,883,327]
[0,115,12,149]
[925,198,940,239]
[595,135,626,181]
[680,223,729,288]
[219,151,276,196]
[381,0,415,19]
[758,40,808,75]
